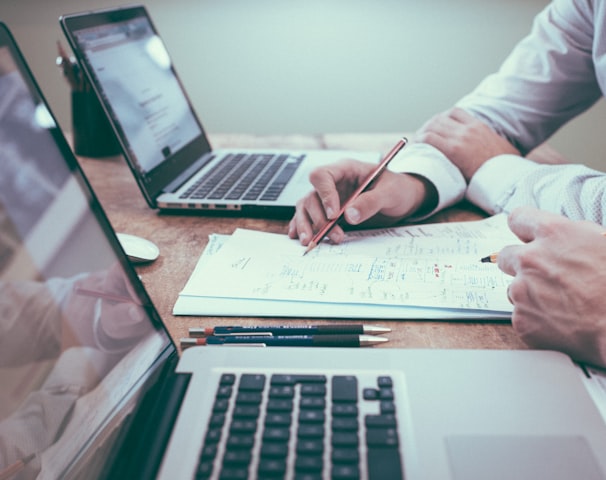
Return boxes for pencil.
[303,137,408,255]
[74,286,142,306]
[480,230,606,263]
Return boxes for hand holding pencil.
[289,137,436,252]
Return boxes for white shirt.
[388,0,606,224]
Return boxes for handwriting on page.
[181,215,519,313]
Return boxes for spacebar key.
[367,447,403,479]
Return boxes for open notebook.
[2,21,606,480]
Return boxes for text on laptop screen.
[73,16,201,175]
[0,42,171,478]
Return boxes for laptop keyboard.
[180,153,305,202]
[196,372,404,479]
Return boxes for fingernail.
[346,207,360,224]
[300,232,308,243]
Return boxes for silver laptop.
[2,21,606,480]
[59,5,379,218]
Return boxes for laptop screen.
[62,6,213,205]
[70,15,201,175]
[0,24,173,479]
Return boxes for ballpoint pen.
[180,334,388,348]
[188,324,391,337]
[303,137,408,255]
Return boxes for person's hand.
[497,206,606,367]
[415,107,520,181]
[63,263,149,350]
[288,159,437,246]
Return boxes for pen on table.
[481,231,606,263]
[303,137,408,256]
[74,286,142,306]
[189,324,391,337]
[181,334,388,348]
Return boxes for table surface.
[76,133,551,353]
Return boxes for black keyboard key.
[265,412,292,427]
[331,464,360,479]
[332,404,358,417]
[297,424,324,438]
[300,397,326,410]
[332,448,359,464]
[301,384,326,396]
[366,428,399,447]
[233,405,260,418]
[219,466,249,480]
[260,442,289,458]
[299,410,325,423]
[263,427,290,442]
[257,458,287,477]
[297,439,324,455]
[223,449,252,465]
[332,417,358,431]
[332,376,358,403]
[239,373,266,391]
[367,446,403,480]
[365,414,397,429]
[235,392,262,404]
[267,398,294,412]
[295,455,323,472]
[332,432,359,448]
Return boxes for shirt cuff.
[466,154,541,214]
[387,143,466,220]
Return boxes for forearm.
[468,155,606,224]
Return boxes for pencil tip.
[303,241,317,256]
[480,256,491,263]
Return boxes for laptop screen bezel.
[60,4,214,208]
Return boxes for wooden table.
[77,133,532,352]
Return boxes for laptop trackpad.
[446,435,603,480]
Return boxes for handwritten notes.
[174,215,520,320]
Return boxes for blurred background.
[3,0,605,169]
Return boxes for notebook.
[2,21,606,480]
[59,5,380,218]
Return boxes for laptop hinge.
[101,356,192,480]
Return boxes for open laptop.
[3,22,606,480]
[59,5,380,218]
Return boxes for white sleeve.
[387,143,466,220]
[468,154,606,224]
[456,0,601,155]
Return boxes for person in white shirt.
[288,0,606,367]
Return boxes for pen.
[480,231,606,263]
[303,137,408,255]
[181,334,388,348]
[189,324,391,337]
[74,286,142,306]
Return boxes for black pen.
[189,324,391,337]
[181,334,388,348]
